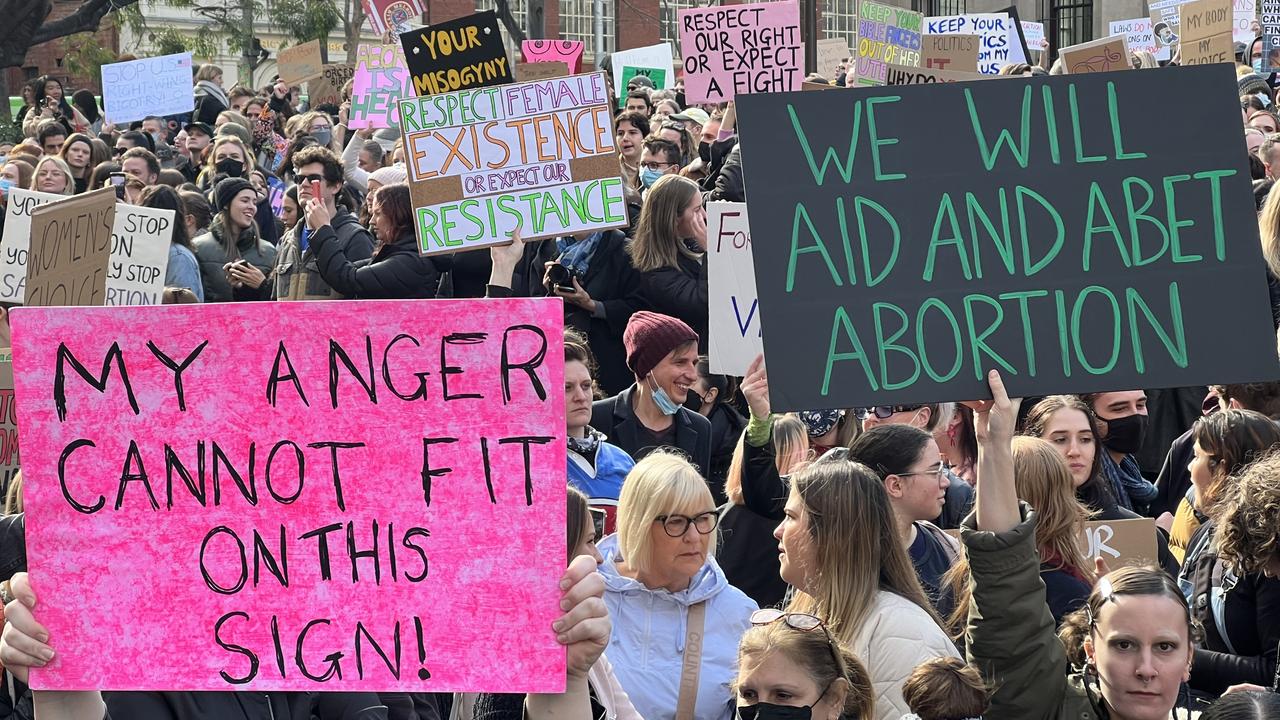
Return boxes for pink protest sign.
[521,40,584,74]
[351,43,413,130]
[678,1,803,103]
[12,299,567,692]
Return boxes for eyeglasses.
[640,161,676,170]
[857,404,926,420]
[750,609,846,674]
[654,511,718,537]
[897,464,946,480]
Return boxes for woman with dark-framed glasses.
[599,450,757,720]
[734,609,875,720]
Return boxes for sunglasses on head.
[856,403,926,419]
[749,609,846,674]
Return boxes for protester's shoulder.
[680,406,713,432]
[190,231,221,259]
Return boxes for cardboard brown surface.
[884,63,991,85]
[309,63,355,106]
[24,187,115,307]
[924,34,980,72]
[1180,0,1233,42]
[279,39,325,84]
[1060,36,1131,73]
[1182,28,1236,64]
[515,61,570,81]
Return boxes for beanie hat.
[1240,73,1270,98]
[369,164,407,187]
[212,176,255,213]
[373,127,401,153]
[215,122,252,145]
[623,311,698,379]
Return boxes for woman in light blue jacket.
[599,450,758,720]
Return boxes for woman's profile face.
[675,191,704,239]
[1085,594,1191,720]
[775,485,818,593]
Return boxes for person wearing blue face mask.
[591,310,713,480]
[639,137,683,193]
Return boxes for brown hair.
[563,327,599,399]
[1215,448,1280,574]
[629,174,702,272]
[1217,381,1280,419]
[370,183,413,240]
[291,145,344,183]
[1021,395,1115,511]
[1191,409,1280,509]
[1058,565,1199,669]
[901,657,990,720]
[567,486,590,561]
[736,619,875,720]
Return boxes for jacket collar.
[609,384,696,451]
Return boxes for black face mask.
[698,142,711,163]
[683,391,706,414]
[1102,413,1148,455]
[216,158,244,178]
[736,703,811,720]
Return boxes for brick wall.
[615,0,660,49]
[6,0,119,97]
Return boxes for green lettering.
[1053,289,1072,377]
[1193,170,1235,261]
[823,306,879,396]
[1015,185,1064,276]
[966,85,1032,171]
[916,298,963,382]
[964,189,1014,278]
[1082,182,1130,271]
[1041,85,1060,164]
[1068,84,1106,163]
[788,102,862,186]
[1070,286,1122,375]
[1161,174,1200,263]
[866,96,906,181]
[1127,283,1188,372]
[872,302,920,390]
[788,203,843,292]
[999,290,1048,377]
[1122,177,1170,266]
[924,193,972,282]
[962,294,1017,379]
[1108,82,1146,161]
[854,196,900,286]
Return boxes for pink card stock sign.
[521,40,584,74]
[678,1,803,103]
[12,299,567,692]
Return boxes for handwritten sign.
[1236,0,1258,44]
[13,299,567,691]
[884,63,990,85]
[362,0,426,36]
[851,1,923,86]
[816,38,851,78]
[24,188,115,308]
[351,44,413,130]
[522,40,584,74]
[515,61,570,82]
[1060,36,1130,74]
[947,518,1159,568]
[610,43,675,100]
[309,64,355,107]
[735,65,1278,409]
[708,202,762,376]
[924,34,979,71]
[399,72,626,255]
[101,52,194,124]
[678,2,803,103]
[399,11,512,97]
[2,190,173,307]
[0,350,18,501]
[1265,0,1280,71]
[1181,0,1236,65]
[925,14,1028,74]
[1110,18,1172,61]
[1150,0,1195,48]
[1021,21,1048,52]
[279,40,325,85]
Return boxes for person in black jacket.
[628,175,708,351]
[685,357,745,503]
[192,64,230,126]
[705,143,743,203]
[590,311,713,480]
[508,231,646,396]
[307,183,442,299]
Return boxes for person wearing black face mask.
[735,610,874,720]
[685,357,746,503]
[199,135,280,246]
[1081,390,1158,515]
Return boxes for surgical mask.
[0,178,10,197]
[312,128,333,147]
[698,142,711,163]
[648,376,681,416]
[735,703,812,720]
[1254,58,1265,75]
[216,157,245,178]
[640,167,663,188]
[1102,413,1149,456]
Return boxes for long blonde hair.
[4,470,22,514]
[725,413,809,506]
[630,174,702,272]
[785,457,943,645]
[1259,184,1280,277]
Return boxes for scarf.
[556,232,602,278]
[1100,451,1157,513]
[194,80,230,109]
[567,427,602,457]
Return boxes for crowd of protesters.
[0,25,1277,720]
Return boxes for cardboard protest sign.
[925,14,1027,74]
[1110,18,1173,61]
[515,61,570,81]
[0,188,67,303]
[1081,518,1159,568]
[851,1,923,86]
[1060,36,1130,74]
[1181,0,1236,65]
[1265,0,1280,71]
[279,40,325,85]
[735,65,1279,410]
[707,203,762,376]
[610,43,675,101]
[884,64,990,85]
[1150,0,1195,48]
[924,35,979,71]
[1021,21,1048,52]
[309,64,355,107]
[3,190,173,306]
[100,52,194,124]
[816,38,851,79]
[13,298,567,691]
[1236,0,1259,43]
[399,72,626,255]
[398,11,512,97]
[24,188,115,308]
[0,350,18,501]
[362,0,426,36]
[678,2,803,103]
[521,40,584,74]
[351,44,413,130]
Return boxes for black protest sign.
[398,10,512,96]
[736,65,1279,411]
